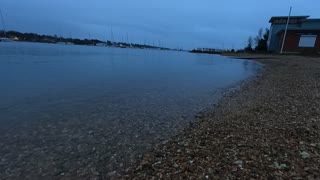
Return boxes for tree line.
[1,30,105,45]
[244,28,269,53]
[0,30,164,49]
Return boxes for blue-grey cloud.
[1,0,320,49]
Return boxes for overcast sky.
[1,0,320,49]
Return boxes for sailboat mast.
[110,26,114,44]
[0,8,7,37]
[126,33,128,44]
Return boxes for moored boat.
[0,37,13,42]
[0,8,12,42]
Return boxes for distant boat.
[0,8,12,42]
[115,43,127,48]
[0,37,12,42]
[56,42,74,45]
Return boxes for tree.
[254,28,269,52]
[244,36,253,52]
[263,28,269,40]
[0,30,5,37]
[254,28,263,45]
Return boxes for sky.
[1,0,320,50]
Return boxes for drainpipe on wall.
[280,6,292,54]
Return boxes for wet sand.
[122,54,320,179]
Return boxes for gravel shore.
[122,55,320,179]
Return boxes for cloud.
[1,0,320,49]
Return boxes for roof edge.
[276,29,320,35]
[269,16,310,23]
[302,18,320,21]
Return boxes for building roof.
[269,16,309,23]
[302,18,320,22]
[276,29,320,35]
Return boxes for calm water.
[0,42,260,120]
[0,42,261,178]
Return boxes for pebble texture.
[122,55,320,179]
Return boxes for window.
[298,35,317,47]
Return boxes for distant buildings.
[190,48,223,54]
[195,48,223,53]
[268,16,320,52]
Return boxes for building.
[268,16,320,52]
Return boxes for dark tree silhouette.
[254,28,269,52]
[244,36,253,52]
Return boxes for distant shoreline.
[189,49,222,55]
[1,30,171,50]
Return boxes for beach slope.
[122,55,320,179]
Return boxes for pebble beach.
[122,54,320,179]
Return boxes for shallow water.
[0,42,261,178]
[0,42,260,122]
